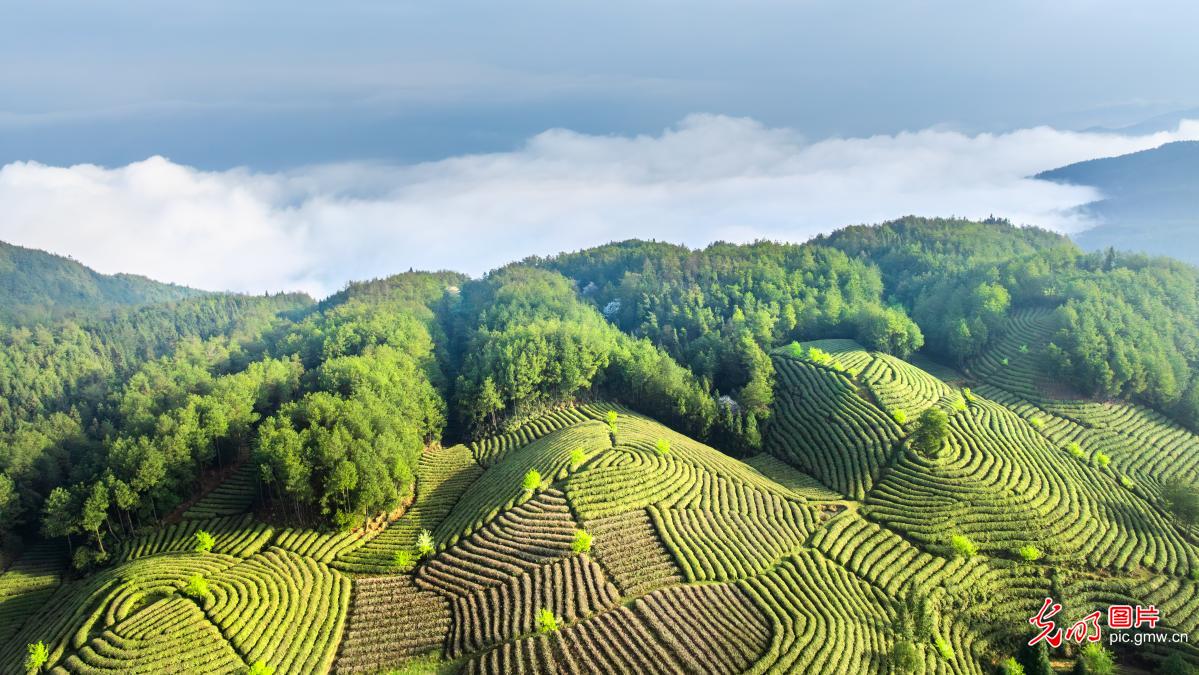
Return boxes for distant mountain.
[1036,140,1199,264]
[0,239,204,325]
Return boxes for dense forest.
[3,216,1199,566]
[0,240,203,326]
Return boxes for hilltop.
[1036,141,1199,265]
[2,218,1199,673]
[0,239,205,326]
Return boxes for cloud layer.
[2,114,1197,297]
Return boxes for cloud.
[2,114,1197,297]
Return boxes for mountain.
[3,219,1199,673]
[0,239,204,325]
[1036,141,1199,264]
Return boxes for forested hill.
[4,216,1199,569]
[1035,141,1199,265]
[0,239,204,326]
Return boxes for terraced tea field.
[5,336,1199,674]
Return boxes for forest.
[2,216,1198,568]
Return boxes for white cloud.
[2,114,1197,298]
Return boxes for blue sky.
[1,1,1197,295]
[4,0,1197,169]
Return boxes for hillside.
[0,240,205,326]
[2,219,1199,673]
[1035,141,1199,265]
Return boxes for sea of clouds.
[2,114,1197,297]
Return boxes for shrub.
[606,410,618,433]
[392,549,414,572]
[998,656,1025,675]
[522,469,542,492]
[950,534,977,559]
[934,635,954,659]
[247,662,275,675]
[1157,653,1195,675]
[1001,357,1010,366]
[1120,475,1134,489]
[890,640,920,672]
[1095,452,1111,469]
[1017,544,1043,562]
[962,387,974,403]
[1029,417,1044,429]
[952,398,967,412]
[892,410,907,424]
[1077,643,1114,674]
[1067,442,1084,458]
[1162,479,1199,528]
[417,529,436,558]
[25,641,49,674]
[183,573,210,600]
[572,529,592,554]
[569,447,586,471]
[912,408,949,458]
[654,438,671,455]
[537,608,558,633]
[194,529,215,554]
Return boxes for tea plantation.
[4,325,1199,673]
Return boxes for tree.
[522,469,542,492]
[572,529,592,554]
[81,482,110,556]
[950,535,977,559]
[1017,545,1042,562]
[474,377,504,431]
[183,574,211,600]
[1018,640,1054,675]
[1162,479,1199,528]
[998,657,1026,675]
[417,529,435,558]
[654,439,671,455]
[392,549,414,572]
[1157,653,1196,675]
[25,641,49,674]
[569,448,586,471]
[194,530,215,553]
[1077,643,1115,674]
[41,486,79,554]
[911,408,949,458]
[537,608,558,633]
[890,640,920,672]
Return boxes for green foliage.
[536,608,558,634]
[522,469,542,492]
[571,529,593,554]
[24,641,48,674]
[1018,640,1054,675]
[892,410,907,424]
[911,408,949,458]
[1120,475,1134,489]
[1158,653,1196,675]
[654,438,671,455]
[1017,544,1042,562]
[247,661,275,675]
[182,573,210,600]
[890,639,920,672]
[1095,452,1111,469]
[193,529,215,554]
[417,529,436,558]
[998,656,1026,675]
[934,636,953,660]
[606,411,618,432]
[1029,417,1044,429]
[569,447,586,471]
[949,534,977,559]
[1077,643,1115,674]
[391,549,414,572]
[1162,479,1199,527]
[1067,442,1085,458]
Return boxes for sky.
[2,1,1198,295]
